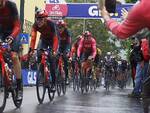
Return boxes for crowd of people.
[1,0,150,112]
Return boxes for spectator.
[128,36,144,98]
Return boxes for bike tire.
[48,83,55,101]
[93,79,97,91]
[85,78,90,93]
[57,82,61,97]
[0,74,7,113]
[12,80,23,108]
[76,75,80,92]
[80,77,85,94]
[62,79,66,95]
[73,74,77,92]
[36,64,46,104]
[56,70,62,96]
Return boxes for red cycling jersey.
[69,37,82,58]
[77,37,96,58]
[106,0,150,39]
[30,20,58,52]
[59,29,71,47]
[0,0,20,38]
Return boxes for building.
[14,0,46,54]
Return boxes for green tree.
[125,0,138,3]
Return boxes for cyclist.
[104,52,113,87]
[111,56,118,76]
[0,0,22,100]
[77,31,97,79]
[94,47,102,67]
[93,47,102,85]
[68,35,83,77]
[30,9,59,91]
[118,59,128,88]
[56,20,71,85]
[70,35,83,60]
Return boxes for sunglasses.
[58,26,64,29]
[36,17,45,22]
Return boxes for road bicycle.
[72,58,80,92]
[80,59,93,93]
[0,42,23,112]
[56,53,67,96]
[36,49,55,104]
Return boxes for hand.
[66,52,70,58]
[5,36,14,45]
[28,48,35,56]
[88,56,94,60]
[121,8,128,20]
[101,7,111,21]
[53,51,57,57]
[69,57,72,61]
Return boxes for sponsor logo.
[88,6,100,17]
[45,4,68,17]
[27,71,37,85]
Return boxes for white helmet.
[107,52,111,55]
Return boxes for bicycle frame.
[81,59,93,76]
[41,50,50,84]
[57,53,65,78]
[0,44,12,86]
[74,59,80,76]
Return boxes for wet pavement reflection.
[3,87,144,113]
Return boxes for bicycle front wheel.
[62,79,66,95]
[0,74,6,113]
[12,78,23,108]
[36,64,46,104]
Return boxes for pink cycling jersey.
[77,37,96,59]
[106,0,150,39]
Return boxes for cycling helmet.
[35,9,48,18]
[56,20,67,27]
[107,52,111,55]
[97,48,102,55]
[77,35,82,40]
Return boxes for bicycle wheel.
[36,64,46,104]
[80,76,85,94]
[12,77,23,108]
[56,70,62,96]
[85,71,91,93]
[73,74,77,91]
[85,77,90,93]
[91,79,97,91]
[48,80,55,101]
[73,64,79,92]
[105,72,110,91]
[0,73,6,113]
[62,78,66,95]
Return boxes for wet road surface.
[3,86,144,113]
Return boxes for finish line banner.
[45,3,133,19]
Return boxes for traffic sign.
[19,33,29,44]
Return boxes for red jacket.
[106,0,150,39]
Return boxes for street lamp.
[83,0,88,32]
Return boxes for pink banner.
[45,4,68,17]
